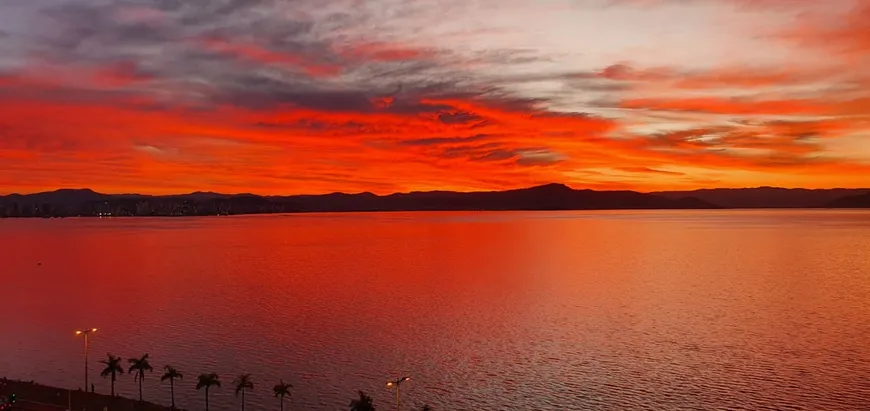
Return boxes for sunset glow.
[1,0,869,194]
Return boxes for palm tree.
[128,354,154,401]
[233,374,254,411]
[99,354,124,397]
[161,366,183,409]
[196,373,221,411]
[349,391,375,411]
[272,380,292,411]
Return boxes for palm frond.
[233,374,254,396]
[272,380,292,398]
[100,354,124,377]
[196,373,221,390]
[161,366,183,382]
[349,391,374,411]
[128,354,153,374]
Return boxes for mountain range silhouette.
[0,184,868,217]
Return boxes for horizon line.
[3,184,870,198]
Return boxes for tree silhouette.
[99,354,124,397]
[233,374,254,411]
[196,373,221,411]
[349,391,375,411]
[128,354,154,401]
[160,366,183,409]
[272,380,292,411]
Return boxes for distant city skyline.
[1,0,869,195]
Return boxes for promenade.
[1,379,178,411]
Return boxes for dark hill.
[0,184,718,217]
[826,192,870,208]
[654,187,870,208]
[3,188,109,204]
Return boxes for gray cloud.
[515,148,568,166]
[1,0,614,119]
[426,141,568,167]
[399,134,491,146]
[438,112,485,124]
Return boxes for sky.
[1,0,869,195]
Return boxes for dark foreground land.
[0,379,176,411]
[2,184,869,218]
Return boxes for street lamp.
[75,328,97,392]
[385,376,410,411]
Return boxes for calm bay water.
[2,210,870,410]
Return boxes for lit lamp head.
[386,376,411,387]
[75,328,98,335]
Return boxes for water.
[2,210,870,410]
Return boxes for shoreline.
[3,185,866,218]
[0,379,179,411]
[0,206,868,220]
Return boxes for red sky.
[1,0,869,195]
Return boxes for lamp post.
[385,376,410,411]
[75,328,97,391]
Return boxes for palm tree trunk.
[111,375,116,397]
[139,377,144,401]
[241,389,245,411]
[170,379,176,409]
[205,387,210,411]
[279,394,284,411]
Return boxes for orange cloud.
[3,80,868,196]
[615,167,684,176]
[4,7,870,195]
[5,0,870,196]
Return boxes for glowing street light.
[385,376,410,411]
[75,328,98,391]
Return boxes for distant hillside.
[0,184,718,217]
[1,188,110,204]
[654,187,870,208]
[826,192,870,208]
